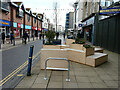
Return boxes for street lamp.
[73,1,78,39]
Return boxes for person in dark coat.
[56,32,59,39]
[2,32,5,44]
[63,32,65,39]
[23,31,28,44]
[10,31,14,44]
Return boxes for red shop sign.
[17,23,21,28]
[32,27,37,30]
[38,28,41,31]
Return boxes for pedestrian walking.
[39,33,42,40]
[56,32,59,39]
[2,32,5,44]
[10,31,14,44]
[63,32,65,39]
[23,31,29,44]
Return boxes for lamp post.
[73,1,78,39]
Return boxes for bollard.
[13,38,15,46]
[27,45,34,76]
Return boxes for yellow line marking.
[0,61,28,83]
[0,50,41,86]
[0,62,28,86]
[17,74,24,77]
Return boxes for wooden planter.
[42,45,60,49]
[40,49,68,70]
[66,39,75,45]
[82,47,95,56]
[70,44,84,50]
[85,53,108,67]
[68,49,86,64]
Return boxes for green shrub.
[83,44,92,48]
[45,30,55,44]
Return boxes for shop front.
[82,15,95,45]
[32,26,37,36]
[25,25,31,37]
[13,22,23,38]
[0,19,11,39]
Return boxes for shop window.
[27,14,30,22]
[39,21,40,25]
[34,18,36,24]
[1,2,9,12]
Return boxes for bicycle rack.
[44,57,70,82]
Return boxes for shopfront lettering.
[0,19,11,26]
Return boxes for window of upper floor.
[1,2,9,12]
[39,21,40,25]
[27,14,30,22]
[34,18,36,24]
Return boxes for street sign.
[78,24,83,27]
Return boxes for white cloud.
[11,0,76,27]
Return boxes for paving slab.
[15,50,118,89]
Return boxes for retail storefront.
[25,25,31,37]
[32,26,37,36]
[82,15,95,45]
[0,19,11,38]
[13,22,23,38]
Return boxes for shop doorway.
[83,25,93,42]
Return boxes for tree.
[53,1,60,39]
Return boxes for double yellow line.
[0,51,41,86]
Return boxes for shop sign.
[0,19,11,26]
[17,23,21,28]
[21,24,23,28]
[100,7,120,15]
[25,25,31,29]
[13,22,17,28]
[38,28,41,31]
[78,24,83,27]
[32,27,37,30]
[19,8,24,17]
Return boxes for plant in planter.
[83,43,94,56]
[45,30,55,45]
[72,38,85,44]
[83,43,92,48]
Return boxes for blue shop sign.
[13,22,17,28]
[43,28,48,31]
[100,7,120,14]
[25,25,31,29]
[0,19,11,26]
[21,24,23,28]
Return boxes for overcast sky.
[11,0,76,27]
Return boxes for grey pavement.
[1,37,39,50]
[15,49,119,89]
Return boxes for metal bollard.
[27,45,34,76]
[13,39,15,46]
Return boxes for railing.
[44,57,70,82]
